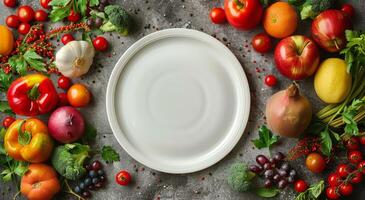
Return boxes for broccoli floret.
[51,143,90,180]
[100,5,131,36]
[300,0,334,20]
[227,163,256,192]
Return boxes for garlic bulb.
[55,41,95,78]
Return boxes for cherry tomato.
[115,170,131,186]
[294,180,308,193]
[6,15,20,28]
[224,0,263,30]
[67,10,80,22]
[348,150,363,164]
[337,164,352,178]
[351,172,363,184]
[252,33,272,53]
[210,7,226,24]
[358,161,365,174]
[341,3,355,18]
[326,187,340,200]
[305,152,326,173]
[264,75,277,87]
[339,183,353,196]
[17,5,35,23]
[358,135,365,145]
[18,23,31,35]
[345,137,359,150]
[34,10,48,22]
[67,84,91,107]
[58,76,72,89]
[40,0,51,9]
[58,93,69,106]
[327,173,342,187]
[92,36,109,51]
[2,116,15,128]
[3,0,16,8]
[61,33,74,45]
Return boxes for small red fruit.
[92,36,109,51]
[327,173,342,187]
[358,161,365,174]
[2,116,15,128]
[18,23,31,35]
[264,75,277,87]
[337,164,352,178]
[58,93,69,106]
[294,180,308,193]
[34,10,48,22]
[40,0,51,9]
[67,10,80,22]
[341,3,355,18]
[252,33,272,53]
[3,0,16,8]
[209,7,226,24]
[6,15,20,28]
[348,150,363,164]
[351,172,363,184]
[17,5,35,23]
[115,170,131,186]
[61,34,74,45]
[345,137,359,150]
[358,135,365,145]
[326,187,340,200]
[339,183,353,196]
[58,76,72,90]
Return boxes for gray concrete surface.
[1,0,365,199]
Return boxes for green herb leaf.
[342,99,365,136]
[320,128,332,156]
[89,0,99,7]
[14,162,29,177]
[0,128,6,141]
[0,101,14,115]
[254,187,280,198]
[49,0,71,7]
[8,55,27,75]
[251,125,279,149]
[23,50,47,72]
[50,6,71,22]
[0,69,13,92]
[101,146,120,162]
[1,169,13,182]
[77,0,87,16]
[308,180,324,198]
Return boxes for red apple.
[311,9,352,53]
[274,35,320,80]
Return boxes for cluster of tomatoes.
[61,33,109,52]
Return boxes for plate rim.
[106,28,251,174]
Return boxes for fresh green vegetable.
[0,101,14,115]
[295,180,324,200]
[49,0,100,22]
[254,187,280,198]
[227,163,256,192]
[8,49,46,75]
[0,69,13,92]
[101,145,120,162]
[100,5,131,36]
[289,0,334,20]
[51,143,90,180]
[251,125,279,149]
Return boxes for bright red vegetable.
[264,75,277,87]
[327,173,342,187]
[359,135,365,145]
[326,187,340,199]
[6,15,20,29]
[337,164,352,178]
[34,10,48,22]
[17,5,35,23]
[339,183,353,196]
[224,0,263,30]
[40,0,51,9]
[57,93,69,106]
[294,180,308,193]
[2,116,15,128]
[351,172,363,184]
[341,3,355,18]
[3,0,16,8]
[93,36,109,51]
[18,23,31,35]
[306,152,326,173]
[358,161,365,174]
[348,150,363,164]
[116,170,131,186]
[345,137,359,150]
[67,10,80,22]
[57,76,72,90]
[252,33,272,54]
[7,74,59,116]
[61,34,74,45]
[210,7,226,24]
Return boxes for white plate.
[106,28,250,174]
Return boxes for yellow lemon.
[314,58,352,104]
[0,25,14,56]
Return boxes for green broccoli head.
[228,163,256,192]
[300,0,334,20]
[101,5,131,36]
[51,143,90,180]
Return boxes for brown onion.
[265,83,312,138]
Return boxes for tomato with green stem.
[326,187,340,199]
[337,164,352,178]
[67,10,80,22]
[351,172,362,184]
[18,23,31,35]
[358,161,365,174]
[328,173,342,187]
[345,137,359,150]
[348,150,363,164]
[115,170,131,186]
[341,3,355,18]
[339,183,353,196]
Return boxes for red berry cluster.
[47,23,90,39]
[286,137,322,161]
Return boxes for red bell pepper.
[7,74,59,116]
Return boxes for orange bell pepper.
[4,118,53,163]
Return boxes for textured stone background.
[1,0,365,199]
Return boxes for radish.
[48,106,85,143]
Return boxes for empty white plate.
[106,28,250,173]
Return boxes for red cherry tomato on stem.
[264,75,277,87]
[326,187,340,200]
[93,36,109,51]
[34,10,48,22]
[40,0,51,9]
[17,5,35,23]
[358,161,365,174]
[337,164,352,178]
[345,137,359,150]
[61,34,74,45]
[306,152,326,173]
[348,150,363,164]
[18,23,31,35]
[358,135,365,145]
[252,33,272,53]
[327,173,342,187]
[2,116,15,128]
[351,172,363,184]
[294,180,308,193]
[3,0,16,8]
[339,183,353,196]
[341,3,355,18]
[67,10,80,22]
[58,76,72,90]
[58,93,69,106]
[115,170,131,186]
[210,7,226,24]
[6,15,20,28]
[224,0,263,30]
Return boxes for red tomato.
[40,0,51,9]
[345,137,359,150]
[34,10,48,22]
[341,3,355,18]
[327,173,342,187]
[57,76,72,90]
[358,161,365,174]
[264,75,277,87]
[67,84,91,107]
[224,0,263,30]
[348,150,363,164]
[17,5,35,23]
[2,116,15,128]
[18,23,31,35]
[61,34,74,45]
[115,170,131,186]
[3,0,16,7]
[67,10,80,22]
[305,152,326,173]
[6,15,20,28]
[57,93,69,106]
[92,36,109,51]
[294,180,308,193]
[326,187,340,200]
[252,33,272,53]
[339,183,353,196]
[351,172,363,184]
[358,135,365,145]
[337,164,352,177]
[210,7,226,24]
